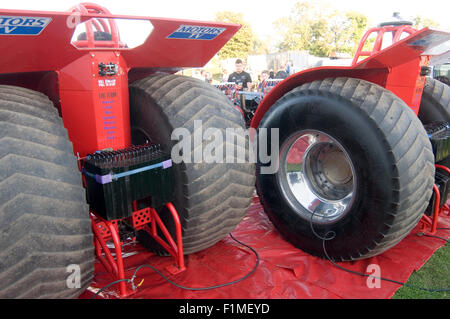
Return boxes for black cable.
[129,233,259,291]
[418,233,450,243]
[437,227,450,230]
[309,211,450,293]
[91,278,130,299]
[91,233,259,298]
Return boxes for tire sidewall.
[418,78,450,124]
[418,78,450,166]
[419,94,449,123]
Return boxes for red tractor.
[0,3,448,299]
[0,3,255,298]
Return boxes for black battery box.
[424,121,450,163]
[83,144,174,220]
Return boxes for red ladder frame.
[90,202,185,298]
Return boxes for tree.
[309,17,333,56]
[251,37,269,55]
[274,1,369,57]
[346,12,369,54]
[327,11,352,55]
[326,11,369,56]
[273,1,316,52]
[214,11,254,59]
[412,15,440,29]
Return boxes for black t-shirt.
[275,70,289,79]
[228,71,252,90]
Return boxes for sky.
[1,0,449,42]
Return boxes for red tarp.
[79,196,450,299]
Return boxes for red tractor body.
[0,4,240,157]
[0,3,449,299]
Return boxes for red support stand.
[419,164,450,235]
[90,202,185,298]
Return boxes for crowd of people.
[195,58,293,93]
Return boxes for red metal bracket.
[419,164,450,235]
[132,203,186,273]
[90,202,185,298]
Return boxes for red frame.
[351,25,417,65]
[69,3,124,49]
[419,165,450,235]
[90,202,185,298]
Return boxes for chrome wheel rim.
[277,130,356,224]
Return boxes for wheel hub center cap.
[277,130,357,224]
[322,149,352,185]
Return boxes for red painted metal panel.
[0,9,240,74]
[384,56,429,114]
[121,18,240,69]
[59,51,131,157]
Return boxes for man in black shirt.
[228,59,252,91]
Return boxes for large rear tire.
[129,74,255,254]
[256,77,435,261]
[418,77,450,166]
[418,77,450,124]
[0,85,94,298]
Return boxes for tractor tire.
[129,74,255,254]
[418,77,450,166]
[418,77,450,124]
[256,77,435,261]
[0,85,94,298]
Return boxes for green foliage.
[251,37,269,55]
[345,11,369,56]
[274,1,369,57]
[273,2,315,52]
[215,11,261,59]
[413,15,440,29]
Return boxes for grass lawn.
[286,163,302,172]
[392,242,449,299]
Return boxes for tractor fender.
[249,66,389,129]
[251,27,450,129]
